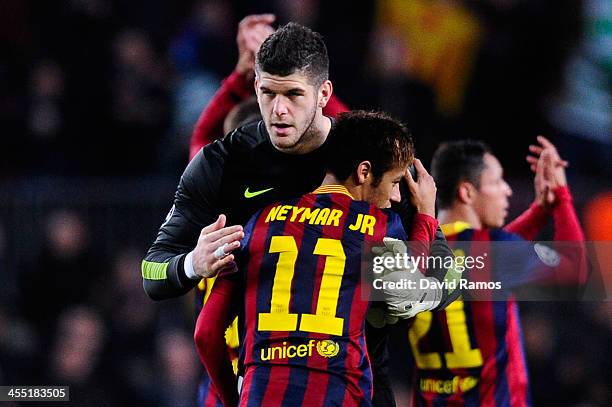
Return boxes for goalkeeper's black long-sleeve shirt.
[143,120,335,298]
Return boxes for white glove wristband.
[184,251,200,280]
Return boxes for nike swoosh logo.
[244,187,274,198]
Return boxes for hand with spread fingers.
[235,14,276,79]
[526,135,568,210]
[192,214,244,278]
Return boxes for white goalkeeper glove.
[373,237,442,319]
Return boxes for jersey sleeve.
[501,186,587,287]
[408,213,439,242]
[504,202,548,240]
[141,143,227,300]
[406,213,439,275]
[484,229,586,289]
[550,186,585,241]
[189,71,253,159]
[194,274,241,407]
[193,209,261,406]
[550,186,588,285]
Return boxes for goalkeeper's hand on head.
[374,237,442,319]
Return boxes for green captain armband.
[142,260,169,280]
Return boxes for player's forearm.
[195,280,240,407]
[143,147,224,300]
[142,204,203,300]
[552,186,585,242]
[505,203,548,240]
[408,213,439,273]
[189,71,253,159]
[409,213,438,242]
[429,227,462,310]
[141,251,199,300]
[551,186,588,285]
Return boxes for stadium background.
[0,0,609,405]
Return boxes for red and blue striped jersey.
[409,224,531,407]
[235,185,406,407]
[195,279,240,407]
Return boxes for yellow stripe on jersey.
[199,276,240,374]
[312,184,355,199]
[440,221,472,236]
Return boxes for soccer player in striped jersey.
[408,138,586,406]
[194,110,441,406]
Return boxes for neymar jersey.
[234,185,407,407]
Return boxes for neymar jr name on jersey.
[265,204,377,236]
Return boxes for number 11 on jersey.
[258,235,346,336]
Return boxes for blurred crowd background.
[0,0,610,406]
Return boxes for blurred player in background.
[407,137,586,406]
[194,110,439,406]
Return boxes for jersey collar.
[312,184,355,199]
[441,221,472,236]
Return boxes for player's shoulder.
[249,196,302,222]
[187,121,268,173]
[379,208,408,239]
[340,201,402,226]
[193,120,267,159]
[446,225,524,242]
[223,120,268,151]
[378,207,401,222]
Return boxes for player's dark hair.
[224,96,262,133]
[326,110,414,186]
[256,22,329,86]
[431,140,492,209]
